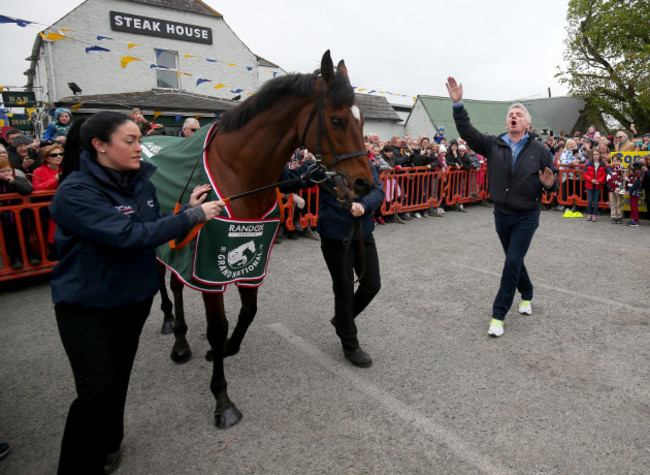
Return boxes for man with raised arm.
[446,77,558,337]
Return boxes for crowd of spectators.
[2,109,650,269]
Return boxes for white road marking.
[269,322,510,475]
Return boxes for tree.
[557,0,650,134]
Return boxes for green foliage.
[557,0,650,132]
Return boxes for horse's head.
[299,50,374,202]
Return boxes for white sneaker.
[518,299,532,315]
[488,318,504,337]
[414,212,422,219]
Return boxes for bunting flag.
[120,56,141,68]
[0,14,32,27]
[194,114,203,120]
[70,103,83,112]
[40,31,67,41]
[174,114,182,122]
[0,87,5,92]
[2,13,419,104]
[85,46,111,54]
[153,111,163,119]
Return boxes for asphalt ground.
[1,205,648,474]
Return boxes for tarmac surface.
[1,205,649,474]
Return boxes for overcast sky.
[0,0,571,104]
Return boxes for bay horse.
[156,50,373,429]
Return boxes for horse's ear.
[321,50,334,83]
[337,60,350,82]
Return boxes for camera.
[27,147,38,160]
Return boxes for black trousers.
[321,234,381,350]
[55,297,153,475]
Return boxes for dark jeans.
[321,234,381,350]
[492,209,539,321]
[586,188,601,215]
[55,297,153,475]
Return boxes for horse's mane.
[218,70,355,133]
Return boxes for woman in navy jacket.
[50,111,224,474]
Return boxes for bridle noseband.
[299,83,367,206]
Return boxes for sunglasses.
[48,152,64,157]
[187,128,199,132]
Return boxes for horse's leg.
[224,286,259,357]
[157,262,175,335]
[203,292,243,429]
[169,273,192,364]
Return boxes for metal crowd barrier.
[0,191,57,282]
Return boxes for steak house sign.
[110,11,213,44]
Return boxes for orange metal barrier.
[379,167,447,215]
[553,164,609,209]
[282,186,319,231]
[0,191,57,282]
[441,167,489,207]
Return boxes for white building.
[26,0,284,132]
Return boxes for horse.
[153,50,373,429]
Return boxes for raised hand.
[446,77,463,103]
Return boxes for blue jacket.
[50,152,191,307]
[280,160,385,240]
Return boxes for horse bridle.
[299,83,368,284]
[299,83,367,207]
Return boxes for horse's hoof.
[170,347,192,364]
[161,321,174,335]
[215,406,242,429]
[205,349,213,361]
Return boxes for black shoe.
[343,347,372,367]
[0,442,10,460]
[104,449,121,474]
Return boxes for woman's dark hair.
[79,111,133,158]
[59,117,86,183]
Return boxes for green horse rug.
[141,124,280,292]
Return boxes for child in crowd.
[42,108,72,143]
[583,149,607,221]
[626,161,643,227]
[0,157,33,269]
[607,154,625,224]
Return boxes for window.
[155,49,179,89]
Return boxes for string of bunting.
[0,13,418,116]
